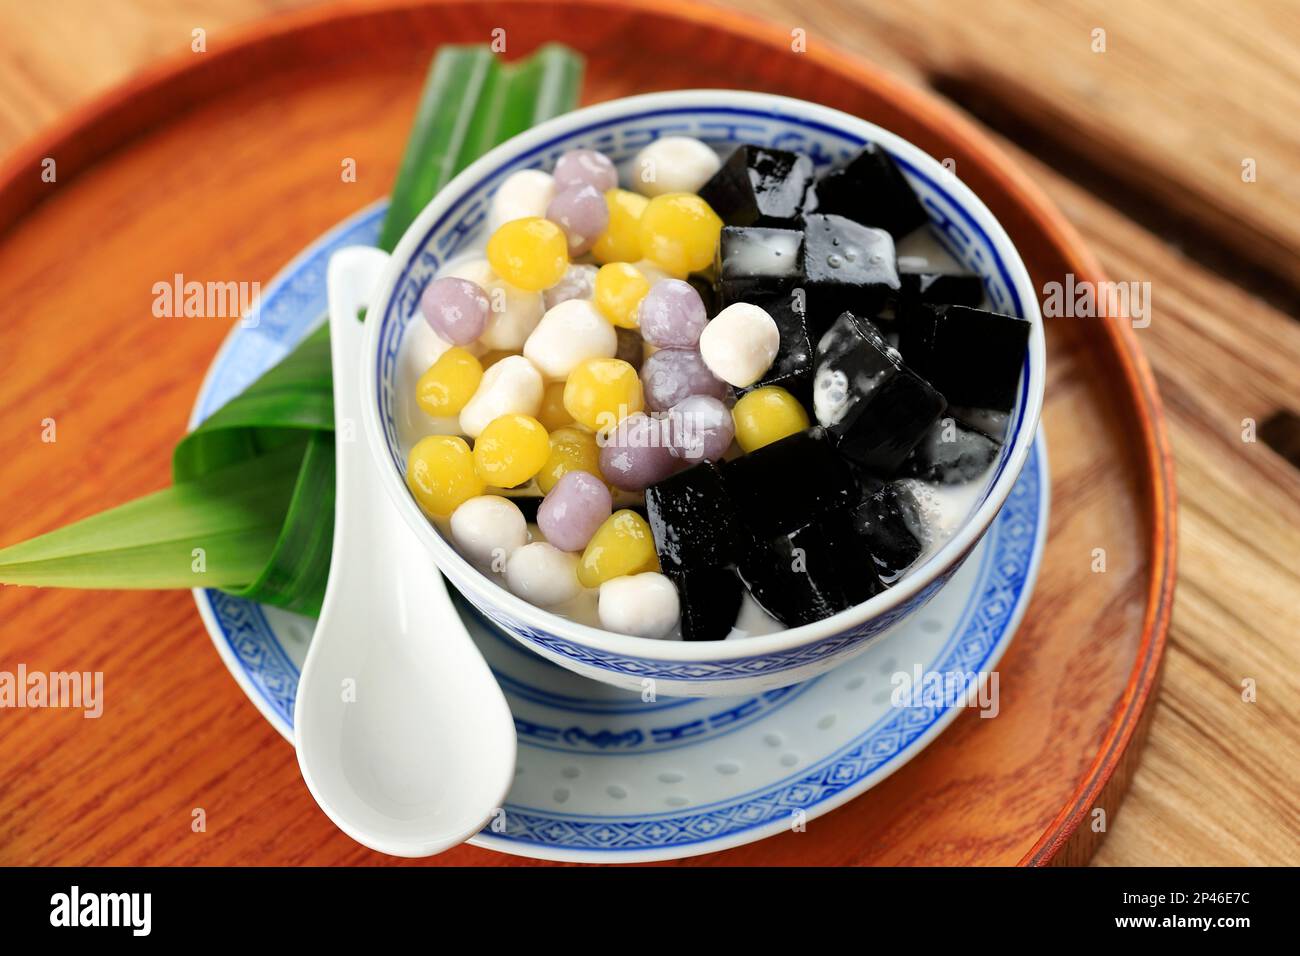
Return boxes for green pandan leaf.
[379,44,585,252]
[172,323,334,481]
[452,44,585,181]
[0,444,303,590]
[220,430,336,616]
[380,46,498,254]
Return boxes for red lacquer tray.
[0,0,1174,866]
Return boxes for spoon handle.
[326,247,391,439]
[324,248,392,555]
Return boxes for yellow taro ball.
[578,510,656,588]
[594,262,651,329]
[537,381,574,431]
[637,193,722,278]
[415,347,483,417]
[486,217,569,291]
[591,189,649,265]
[473,414,550,488]
[537,426,601,494]
[407,435,485,517]
[732,386,810,452]
[563,357,644,432]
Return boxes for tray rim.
[0,0,1177,867]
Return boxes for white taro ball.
[449,496,528,569]
[523,299,618,381]
[505,542,582,607]
[458,354,543,438]
[489,169,556,231]
[598,572,681,638]
[698,302,780,388]
[631,137,722,198]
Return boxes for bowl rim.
[360,88,1046,663]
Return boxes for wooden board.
[0,0,1176,866]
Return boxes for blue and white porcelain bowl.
[359,90,1045,698]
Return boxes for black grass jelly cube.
[785,513,886,609]
[720,427,858,538]
[687,273,718,318]
[897,271,985,309]
[949,406,1011,443]
[669,566,744,641]
[644,461,740,573]
[736,536,835,628]
[737,511,884,627]
[812,142,930,239]
[851,482,926,583]
[813,312,946,473]
[897,303,1031,412]
[716,225,804,308]
[899,416,1002,484]
[698,145,815,228]
[801,214,900,335]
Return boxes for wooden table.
[1,0,1296,866]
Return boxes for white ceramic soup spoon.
[293,246,516,858]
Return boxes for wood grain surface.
[0,0,1295,866]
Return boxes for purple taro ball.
[546,184,610,256]
[668,395,734,463]
[553,149,619,193]
[638,279,709,348]
[537,471,613,552]
[420,276,490,345]
[640,347,728,412]
[598,413,680,491]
